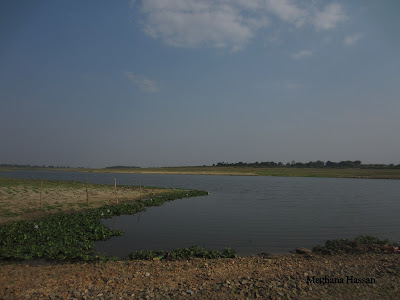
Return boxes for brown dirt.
[0,183,175,225]
[0,252,399,299]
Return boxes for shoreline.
[99,170,400,180]
[1,252,399,299]
[2,166,400,180]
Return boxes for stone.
[296,247,312,255]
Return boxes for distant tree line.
[213,160,400,169]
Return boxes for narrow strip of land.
[93,166,400,179]
[2,166,400,179]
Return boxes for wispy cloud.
[313,3,347,30]
[291,50,313,60]
[125,71,159,93]
[265,0,308,27]
[344,33,364,46]
[130,0,348,51]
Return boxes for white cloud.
[313,3,347,30]
[131,0,347,50]
[344,33,364,46]
[291,50,313,59]
[125,72,159,93]
[135,0,268,51]
[264,0,308,27]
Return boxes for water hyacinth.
[128,245,237,260]
[0,188,209,261]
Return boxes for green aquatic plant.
[128,245,237,260]
[313,235,398,254]
[0,189,209,261]
[128,250,164,260]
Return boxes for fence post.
[86,178,89,206]
[40,179,43,209]
[114,178,118,204]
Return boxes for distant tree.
[325,161,338,168]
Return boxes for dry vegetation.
[0,178,176,224]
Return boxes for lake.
[1,170,400,257]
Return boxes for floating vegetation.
[313,236,400,254]
[128,245,237,260]
[128,250,165,260]
[0,189,208,262]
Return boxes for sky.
[1,0,399,168]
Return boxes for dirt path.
[1,253,399,299]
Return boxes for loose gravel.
[1,252,399,299]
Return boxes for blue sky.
[1,0,399,167]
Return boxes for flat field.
[0,178,177,224]
[89,166,400,179]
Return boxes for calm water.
[1,170,400,257]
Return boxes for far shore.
[2,166,400,180]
